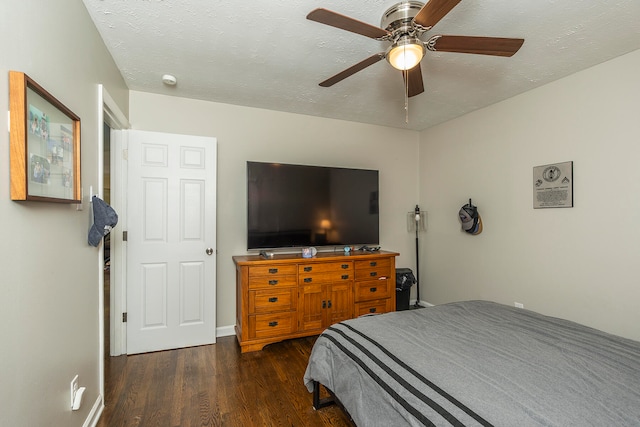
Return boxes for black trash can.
[395,268,416,311]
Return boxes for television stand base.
[358,245,381,252]
[259,250,274,258]
[233,250,399,352]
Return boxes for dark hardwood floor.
[98,336,353,427]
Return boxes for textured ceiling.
[82,0,640,131]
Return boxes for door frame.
[97,86,130,403]
[105,119,129,358]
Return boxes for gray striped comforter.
[304,300,640,426]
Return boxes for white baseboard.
[410,299,434,307]
[84,395,104,427]
[216,324,236,337]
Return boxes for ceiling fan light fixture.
[387,37,424,70]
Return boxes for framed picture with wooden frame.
[9,71,81,203]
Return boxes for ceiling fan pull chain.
[404,69,409,123]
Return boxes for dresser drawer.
[355,266,390,281]
[249,312,297,339]
[249,264,297,277]
[355,258,390,271]
[298,270,353,285]
[249,288,297,314]
[248,275,297,289]
[354,279,391,302]
[298,262,352,275]
[355,298,393,317]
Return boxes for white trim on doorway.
[97,85,130,414]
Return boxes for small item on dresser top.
[302,247,318,258]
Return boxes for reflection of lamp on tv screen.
[247,161,379,250]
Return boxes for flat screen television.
[247,161,379,250]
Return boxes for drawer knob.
[369,261,377,267]
[304,277,313,283]
[341,274,349,280]
[268,321,278,327]
[304,266,312,272]
[341,264,349,269]
[369,287,377,293]
[268,268,278,274]
[370,271,377,277]
[369,308,377,313]
[268,280,278,285]
[268,297,278,303]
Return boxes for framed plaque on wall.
[533,161,573,208]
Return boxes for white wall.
[0,1,128,426]
[129,91,420,328]
[1,2,637,424]
[419,49,640,340]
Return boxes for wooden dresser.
[233,250,398,352]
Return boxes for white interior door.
[126,129,217,354]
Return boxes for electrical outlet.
[70,375,79,409]
[514,302,524,309]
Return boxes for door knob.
[206,248,214,255]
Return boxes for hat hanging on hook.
[458,198,483,235]
[88,196,119,247]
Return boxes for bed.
[304,300,640,426]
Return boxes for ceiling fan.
[307,0,524,98]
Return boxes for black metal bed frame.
[312,381,356,425]
[312,380,336,410]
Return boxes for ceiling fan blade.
[402,64,425,97]
[428,35,525,57]
[307,8,390,39]
[413,0,461,30]
[319,54,385,87]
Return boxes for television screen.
[247,161,379,250]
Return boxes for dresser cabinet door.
[326,282,353,324]
[298,284,325,332]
